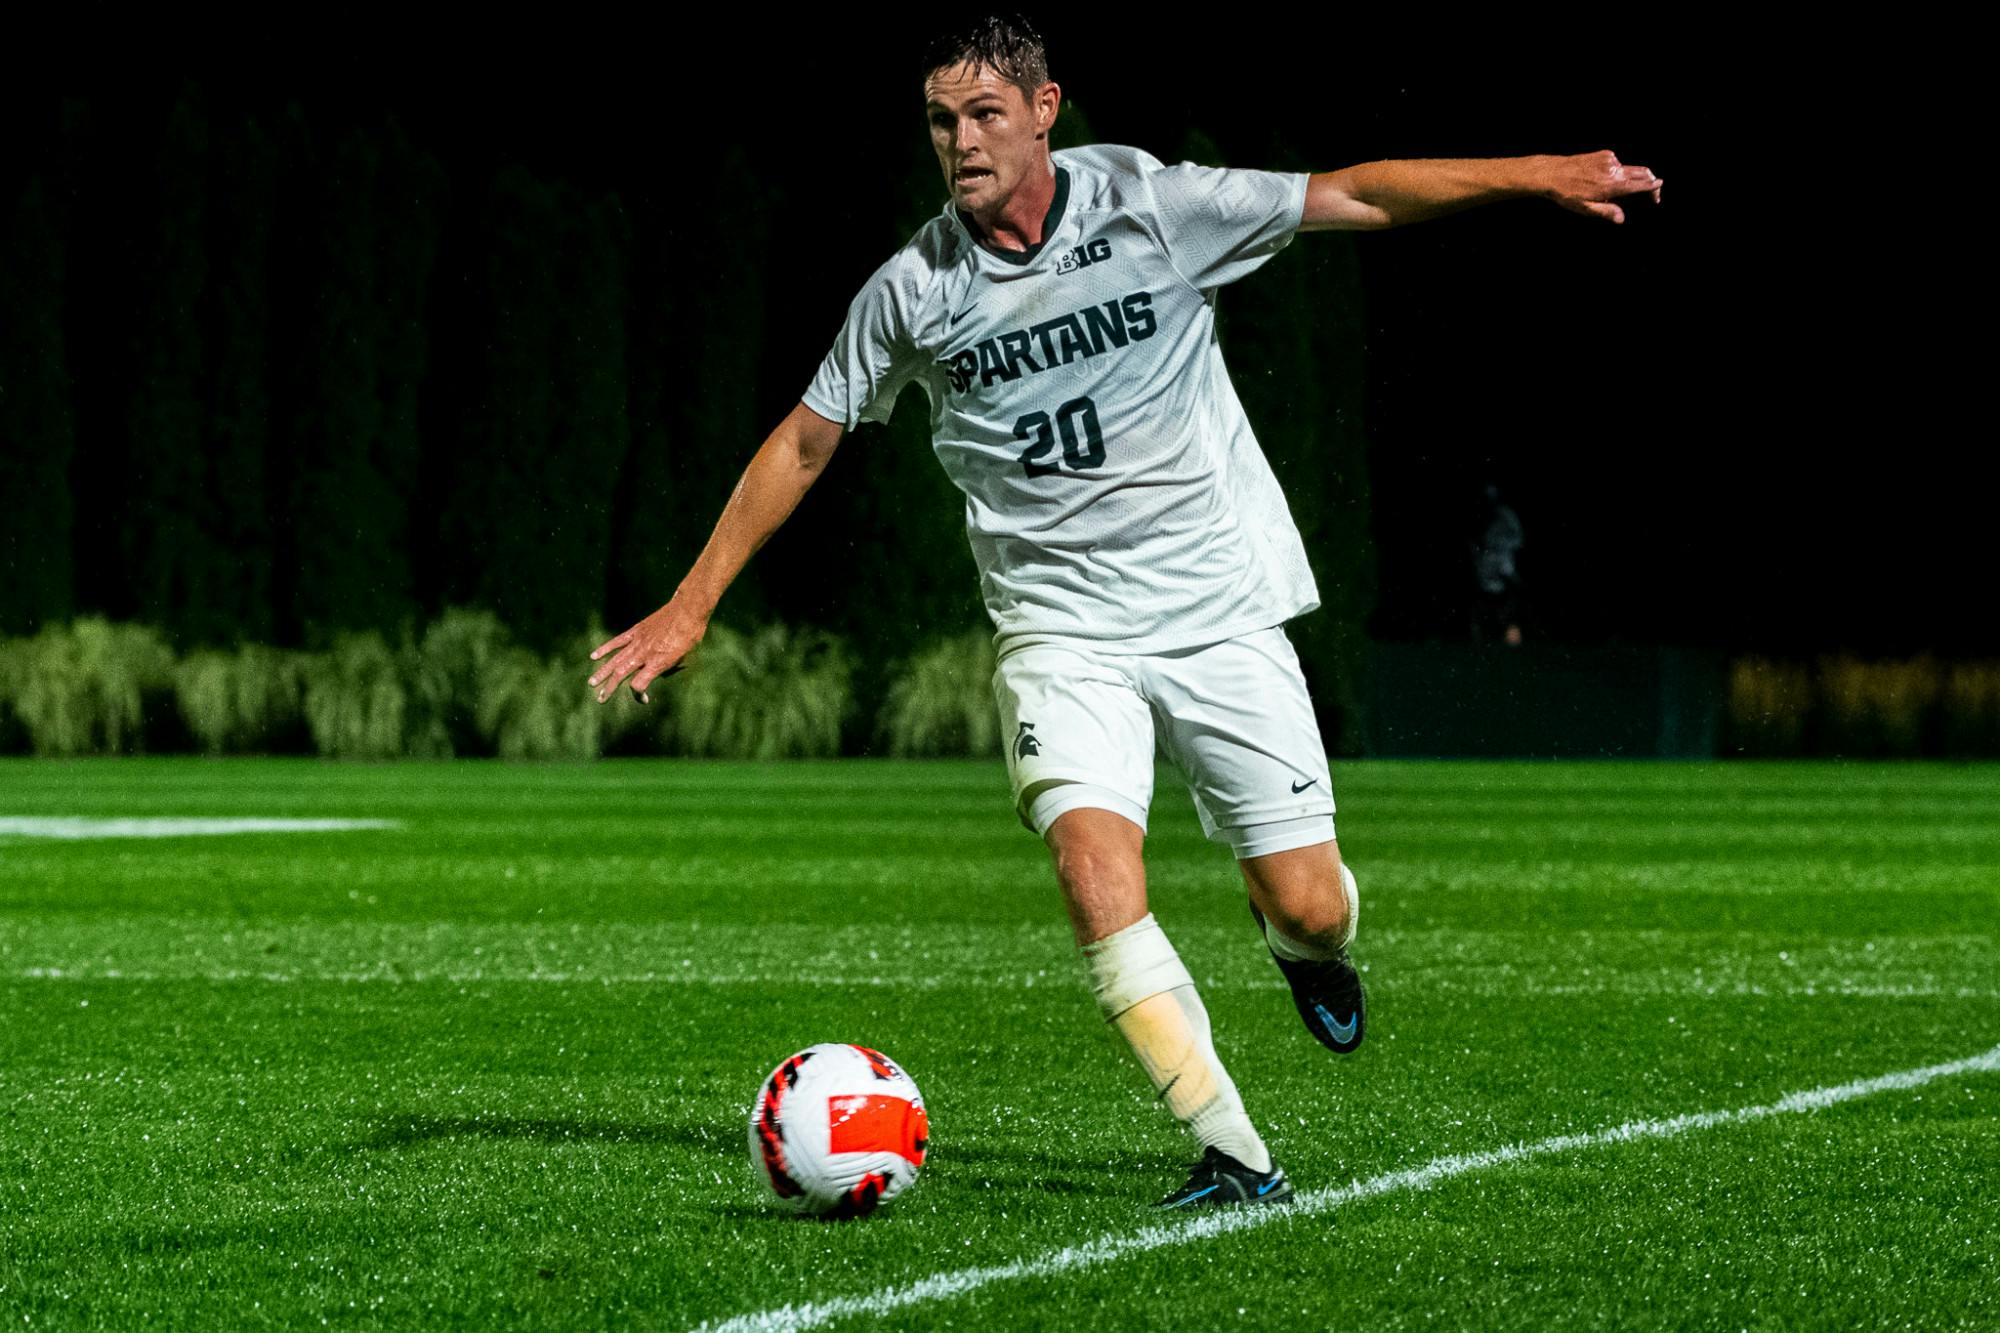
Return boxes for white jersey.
[804,144,1318,654]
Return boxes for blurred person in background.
[1471,484,1525,646]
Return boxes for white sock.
[1082,914,1271,1172]
[1264,861,1359,960]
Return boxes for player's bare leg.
[1240,839,1365,1054]
[1043,807,1148,945]
[1046,807,1287,1204]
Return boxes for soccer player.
[588,16,1661,1209]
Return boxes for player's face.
[923,61,1057,216]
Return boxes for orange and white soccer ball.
[748,1043,929,1217]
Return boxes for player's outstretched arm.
[587,402,845,703]
[1300,150,1662,231]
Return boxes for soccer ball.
[748,1043,929,1218]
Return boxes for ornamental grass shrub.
[1725,655,2000,757]
[1941,662,2000,757]
[1725,657,1816,758]
[0,638,25,753]
[469,647,581,760]
[302,633,429,760]
[411,608,516,757]
[878,630,999,758]
[1817,656,1941,757]
[667,622,852,759]
[4,619,175,756]
[473,640,616,761]
[173,644,310,755]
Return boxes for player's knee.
[1262,888,1350,950]
[1257,859,1353,949]
[1243,839,1353,949]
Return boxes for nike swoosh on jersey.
[949,306,976,327]
[1290,778,1319,794]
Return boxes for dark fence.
[1362,646,2000,759]
[1362,643,1724,759]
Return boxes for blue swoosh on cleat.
[1167,1185,1218,1207]
[1315,1003,1359,1045]
[1257,1177,1282,1196]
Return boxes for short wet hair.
[920,15,1051,102]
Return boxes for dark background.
[0,18,1972,662]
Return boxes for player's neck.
[962,160,1059,254]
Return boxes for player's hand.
[1542,150,1662,224]
[587,602,705,704]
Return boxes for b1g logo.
[1055,237,1113,274]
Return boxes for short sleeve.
[1147,162,1309,291]
[803,259,927,430]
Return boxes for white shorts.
[992,626,1337,860]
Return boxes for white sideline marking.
[0,817,398,841]
[689,1043,2000,1333]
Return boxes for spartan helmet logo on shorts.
[1015,722,1041,759]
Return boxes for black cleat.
[1250,902,1366,1054]
[1155,1145,1293,1210]
[1272,948,1366,1054]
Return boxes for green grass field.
[2,758,1997,1330]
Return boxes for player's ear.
[1035,81,1061,137]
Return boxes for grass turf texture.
[1,759,1996,1331]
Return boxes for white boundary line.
[689,1042,2000,1333]
[0,817,398,840]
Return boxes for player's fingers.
[593,650,641,702]
[589,629,633,662]
[1560,198,1624,223]
[1555,195,1617,222]
[1612,166,1658,194]
[630,661,685,697]
[589,639,646,688]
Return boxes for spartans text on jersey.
[939,291,1158,394]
